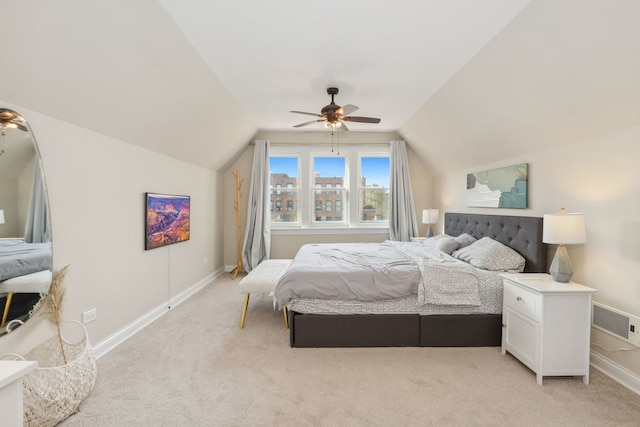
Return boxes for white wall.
[0,101,223,355]
[435,124,640,376]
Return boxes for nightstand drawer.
[503,281,540,320]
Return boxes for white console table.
[0,360,37,427]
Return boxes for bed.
[0,239,53,328]
[0,239,52,282]
[275,212,546,348]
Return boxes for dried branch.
[43,264,70,364]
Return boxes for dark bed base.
[286,212,545,348]
[289,311,503,348]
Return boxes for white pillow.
[452,237,525,272]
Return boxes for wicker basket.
[3,320,97,426]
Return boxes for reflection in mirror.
[0,109,52,337]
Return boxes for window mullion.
[300,153,311,228]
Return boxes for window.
[313,156,345,224]
[270,156,299,223]
[360,156,390,223]
[270,145,389,229]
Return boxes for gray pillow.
[452,237,525,272]
[422,234,449,250]
[435,236,461,255]
[454,233,477,249]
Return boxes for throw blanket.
[419,262,480,306]
[390,241,481,307]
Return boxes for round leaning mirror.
[0,108,52,337]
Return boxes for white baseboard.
[92,268,224,359]
[591,351,640,396]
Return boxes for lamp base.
[426,225,435,238]
[549,244,573,283]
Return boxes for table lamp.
[422,208,439,238]
[543,208,587,282]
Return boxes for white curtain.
[389,140,418,241]
[241,140,271,272]
[24,161,51,243]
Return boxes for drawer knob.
[516,296,523,301]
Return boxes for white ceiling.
[1,1,639,175]
[159,0,529,132]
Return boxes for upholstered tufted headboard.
[444,212,547,273]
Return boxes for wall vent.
[592,302,640,347]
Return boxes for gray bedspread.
[0,240,53,282]
[274,242,421,308]
[275,240,500,310]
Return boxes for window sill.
[272,227,389,235]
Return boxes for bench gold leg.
[1,292,13,328]
[240,293,250,329]
[283,306,289,329]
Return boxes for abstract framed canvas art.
[466,163,528,208]
[145,193,191,250]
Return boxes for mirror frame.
[0,108,53,336]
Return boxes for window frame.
[269,144,389,232]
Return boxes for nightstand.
[410,237,427,243]
[500,273,597,385]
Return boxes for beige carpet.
[60,274,640,426]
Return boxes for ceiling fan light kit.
[291,87,381,131]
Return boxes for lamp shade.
[0,210,4,225]
[422,209,439,225]
[543,211,587,245]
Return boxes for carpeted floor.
[60,273,640,426]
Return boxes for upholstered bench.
[238,259,291,329]
[0,270,52,328]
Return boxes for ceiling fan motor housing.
[322,87,341,119]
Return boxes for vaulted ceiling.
[1,1,639,175]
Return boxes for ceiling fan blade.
[290,110,323,118]
[342,116,381,124]
[293,119,325,128]
[339,104,359,116]
[338,121,349,131]
[16,123,28,132]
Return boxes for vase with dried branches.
[42,264,70,364]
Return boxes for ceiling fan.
[291,87,381,131]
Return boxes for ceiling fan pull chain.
[331,130,335,153]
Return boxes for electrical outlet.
[204,257,209,265]
[82,308,97,324]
